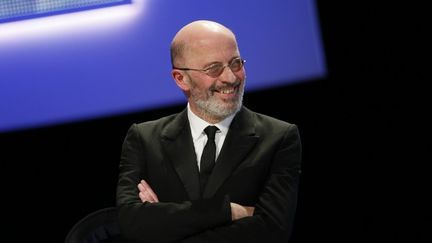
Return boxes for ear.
[172,69,190,92]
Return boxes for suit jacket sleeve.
[179,124,302,243]
[116,124,232,243]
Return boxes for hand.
[230,202,255,221]
[137,180,159,203]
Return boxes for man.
[116,20,302,243]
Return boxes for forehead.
[184,33,240,65]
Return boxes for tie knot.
[204,126,218,140]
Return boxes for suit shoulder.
[247,109,296,129]
[134,113,178,129]
[245,109,301,149]
[240,108,299,140]
[126,112,182,138]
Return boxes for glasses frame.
[172,57,246,78]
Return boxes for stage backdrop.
[0,0,326,132]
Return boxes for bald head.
[170,20,238,67]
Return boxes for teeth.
[220,88,234,94]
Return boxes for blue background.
[0,0,325,132]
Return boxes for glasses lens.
[207,64,224,77]
[205,58,244,77]
[230,58,243,72]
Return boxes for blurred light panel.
[0,0,131,23]
[0,0,145,42]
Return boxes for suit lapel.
[203,107,259,198]
[161,110,201,200]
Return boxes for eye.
[229,58,243,71]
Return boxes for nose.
[218,65,239,83]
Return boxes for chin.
[215,101,241,116]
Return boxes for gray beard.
[186,74,245,121]
[192,88,243,120]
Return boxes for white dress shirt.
[187,103,236,171]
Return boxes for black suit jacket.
[116,106,302,243]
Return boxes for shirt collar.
[187,103,236,140]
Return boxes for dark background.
[0,2,427,242]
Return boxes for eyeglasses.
[173,57,245,78]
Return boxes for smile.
[213,84,239,95]
[219,88,236,94]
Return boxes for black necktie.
[199,125,219,194]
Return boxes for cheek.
[234,68,246,81]
[196,78,216,91]
[239,68,246,79]
[190,81,212,98]
[188,74,217,94]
